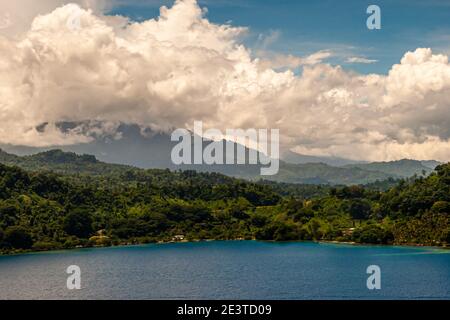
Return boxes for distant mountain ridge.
[0,147,438,186]
[420,160,442,170]
[281,150,365,167]
[344,159,441,178]
[0,123,442,185]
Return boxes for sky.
[0,0,450,162]
[108,0,450,74]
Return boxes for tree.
[306,219,323,240]
[431,201,450,214]
[352,225,393,244]
[0,200,20,228]
[336,186,365,199]
[0,228,4,246]
[273,221,299,241]
[4,226,33,249]
[348,199,372,220]
[250,213,268,228]
[64,208,94,238]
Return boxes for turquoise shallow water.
[0,241,449,300]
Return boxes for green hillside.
[0,151,448,254]
[0,149,133,176]
[270,162,394,185]
[0,149,408,186]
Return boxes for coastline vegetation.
[0,151,449,255]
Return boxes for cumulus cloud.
[0,0,449,161]
[0,0,113,36]
[0,13,12,30]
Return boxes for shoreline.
[319,240,449,249]
[1,238,448,257]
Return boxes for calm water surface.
[0,241,449,300]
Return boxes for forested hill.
[0,155,449,254]
[0,149,133,176]
[0,148,434,185]
[0,148,385,185]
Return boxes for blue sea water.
[0,241,449,300]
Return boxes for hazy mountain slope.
[281,150,364,167]
[344,159,438,178]
[1,124,174,169]
[266,162,394,185]
[420,160,442,170]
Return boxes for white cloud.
[0,0,449,162]
[257,30,281,49]
[346,56,378,64]
[0,13,12,29]
[257,50,333,70]
[303,50,333,65]
[0,0,113,36]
